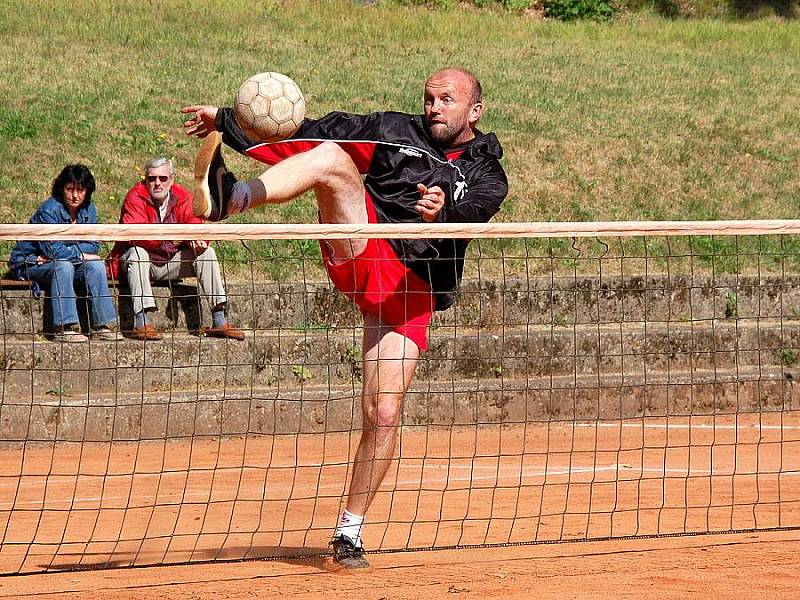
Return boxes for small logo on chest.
[398,147,423,158]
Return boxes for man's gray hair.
[144,156,174,175]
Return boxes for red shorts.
[320,193,434,352]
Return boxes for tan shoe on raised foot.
[204,323,245,341]
[193,131,237,221]
[128,324,163,341]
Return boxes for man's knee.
[195,245,218,265]
[314,141,361,187]
[312,142,367,235]
[365,393,404,430]
[123,247,151,275]
[123,246,150,267]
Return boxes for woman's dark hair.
[51,164,95,205]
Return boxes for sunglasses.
[146,175,170,183]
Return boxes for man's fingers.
[419,196,443,208]
[426,185,444,195]
[184,122,208,138]
[415,205,438,223]
[180,105,218,137]
[415,183,444,223]
[416,200,441,213]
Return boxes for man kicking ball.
[182,67,508,571]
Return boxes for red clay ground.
[1,412,800,596]
[0,530,798,599]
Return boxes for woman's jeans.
[25,259,117,329]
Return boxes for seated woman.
[9,164,121,342]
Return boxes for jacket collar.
[51,197,90,222]
[134,180,177,217]
[462,130,504,161]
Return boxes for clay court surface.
[2,412,800,597]
[0,529,798,599]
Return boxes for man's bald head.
[426,68,482,105]
[423,67,485,147]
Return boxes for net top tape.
[1,220,800,241]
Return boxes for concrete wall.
[1,274,798,441]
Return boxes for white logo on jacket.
[454,180,468,203]
[399,147,423,158]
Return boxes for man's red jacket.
[106,180,205,279]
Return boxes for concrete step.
[1,274,799,336]
[1,319,799,401]
[2,366,796,442]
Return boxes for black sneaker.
[331,535,370,571]
[193,131,237,221]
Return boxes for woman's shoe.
[52,328,89,343]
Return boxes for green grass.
[1,0,798,277]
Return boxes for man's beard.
[427,121,460,148]
[151,191,169,204]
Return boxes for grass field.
[1,0,798,272]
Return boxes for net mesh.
[2,224,800,574]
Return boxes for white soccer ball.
[233,72,305,143]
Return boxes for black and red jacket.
[216,108,508,311]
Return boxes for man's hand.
[174,241,208,251]
[36,256,49,265]
[181,105,219,138]
[81,253,102,262]
[416,184,445,223]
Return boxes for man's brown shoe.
[128,324,164,341]
[204,323,245,341]
[194,131,236,221]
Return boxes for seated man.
[107,157,244,341]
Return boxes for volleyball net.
[2,220,800,574]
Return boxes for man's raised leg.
[332,313,420,570]
[194,133,367,261]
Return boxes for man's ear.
[469,102,484,127]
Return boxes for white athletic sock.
[227,182,252,215]
[335,509,365,547]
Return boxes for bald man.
[182,68,508,571]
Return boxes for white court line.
[575,422,800,430]
[2,464,797,510]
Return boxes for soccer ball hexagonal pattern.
[233,72,305,143]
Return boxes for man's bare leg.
[247,142,368,261]
[196,133,367,260]
[333,312,419,559]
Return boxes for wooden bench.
[0,272,202,333]
[0,278,33,291]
